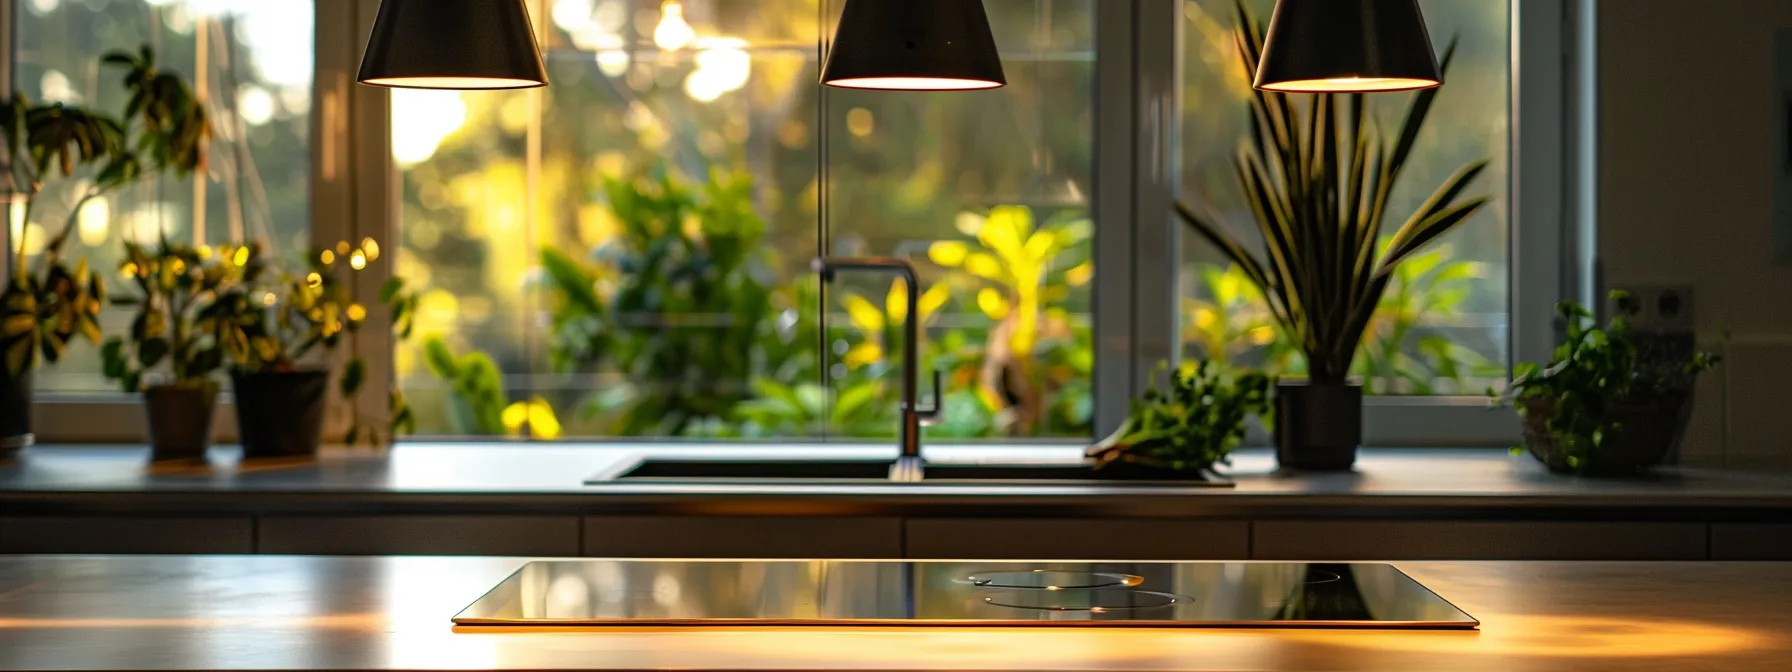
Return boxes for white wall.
[1600,0,1792,469]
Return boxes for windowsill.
[3,442,1791,519]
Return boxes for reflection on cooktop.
[966,570,1144,590]
[454,560,1478,629]
[981,588,1185,612]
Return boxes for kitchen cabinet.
[257,516,580,556]
[583,516,902,558]
[0,516,253,554]
[904,518,1249,559]
[1251,520,1710,560]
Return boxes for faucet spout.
[814,257,940,460]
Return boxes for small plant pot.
[1,368,31,458]
[1274,379,1362,471]
[1520,391,1694,476]
[233,369,329,459]
[144,382,219,462]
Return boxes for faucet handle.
[913,367,944,425]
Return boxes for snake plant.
[1175,1,1491,385]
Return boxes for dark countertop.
[4,443,1792,519]
[1,555,1789,671]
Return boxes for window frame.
[13,0,1592,448]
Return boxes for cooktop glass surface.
[454,561,1477,629]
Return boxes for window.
[1176,0,1512,397]
[10,0,1578,448]
[8,0,314,393]
[393,0,1096,441]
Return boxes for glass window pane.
[10,0,314,393]
[1176,0,1510,396]
[823,0,1095,440]
[395,0,1097,441]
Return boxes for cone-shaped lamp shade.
[821,0,1006,91]
[358,0,548,90]
[1253,0,1441,93]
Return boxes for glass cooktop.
[454,560,1477,629]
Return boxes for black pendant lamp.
[821,0,1006,91]
[358,0,548,90]
[1253,0,1441,93]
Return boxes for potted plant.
[1086,361,1271,479]
[1173,2,1491,470]
[206,242,386,457]
[1,46,208,457]
[0,96,126,454]
[101,241,244,461]
[1494,296,1720,476]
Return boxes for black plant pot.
[233,370,329,459]
[1,367,30,457]
[144,382,218,462]
[1274,379,1362,471]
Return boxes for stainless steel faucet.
[813,257,940,481]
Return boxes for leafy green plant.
[101,241,248,391]
[548,167,778,436]
[2,45,208,377]
[1354,245,1493,394]
[205,240,405,444]
[1182,263,1295,373]
[418,336,529,437]
[1494,295,1720,474]
[539,246,612,374]
[704,378,895,438]
[928,205,1092,434]
[1174,1,1490,385]
[209,245,362,373]
[1088,361,1272,473]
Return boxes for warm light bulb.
[653,1,694,51]
[1257,76,1441,93]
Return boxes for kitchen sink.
[590,457,1232,486]
[598,458,899,482]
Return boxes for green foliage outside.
[1183,243,1500,394]
[439,169,1098,441]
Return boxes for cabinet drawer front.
[1253,521,1707,560]
[259,516,579,556]
[906,519,1249,560]
[0,517,253,554]
[1711,523,1792,560]
[583,516,901,558]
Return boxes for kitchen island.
[0,555,1787,671]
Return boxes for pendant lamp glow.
[358,0,548,90]
[1253,0,1441,93]
[821,0,1006,91]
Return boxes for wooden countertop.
[6,443,1792,519]
[0,556,1788,671]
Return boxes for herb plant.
[1495,295,1720,474]
[1088,361,1272,473]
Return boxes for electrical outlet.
[1609,284,1696,332]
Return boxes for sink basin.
[597,458,897,482]
[590,457,1232,486]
